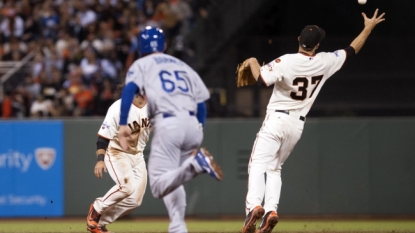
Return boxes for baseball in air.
[358,0,367,5]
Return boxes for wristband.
[97,154,105,161]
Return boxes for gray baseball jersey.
[125,53,210,120]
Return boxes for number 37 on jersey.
[290,75,323,101]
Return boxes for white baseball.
[358,0,367,5]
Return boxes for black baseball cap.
[299,25,326,49]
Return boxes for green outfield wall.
[64,118,415,216]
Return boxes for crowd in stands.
[0,0,215,118]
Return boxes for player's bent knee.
[133,201,142,208]
[120,184,135,196]
[151,189,163,199]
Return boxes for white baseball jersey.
[125,53,210,119]
[98,99,151,156]
[94,99,150,226]
[260,50,347,116]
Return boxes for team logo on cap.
[150,41,158,51]
[35,148,56,170]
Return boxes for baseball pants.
[148,112,204,233]
[93,152,147,225]
[245,111,304,215]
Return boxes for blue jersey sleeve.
[196,102,207,127]
[120,82,140,125]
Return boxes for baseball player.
[241,9,385,233]
[86,93,151,233]
[117,26,223,233]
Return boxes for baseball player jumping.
[117,26,223,233]
[241,9,385,233]
[86,93,151,233]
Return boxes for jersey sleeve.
[324,49,347,78]
[259,58,285,86]
[125,60,145,95]
[191,69,210,103]
[97,102,119,140]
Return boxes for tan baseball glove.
[236,59,257,87]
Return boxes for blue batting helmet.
[138,26,165,55]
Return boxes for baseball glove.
[236,59,256,87]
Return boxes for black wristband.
[97,154,105,161]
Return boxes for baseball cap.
[299,25,326,49]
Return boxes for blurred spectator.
[40,69,62,101]
[95,78,115,115]
[44,51,64,77]
[67,14,87,42]
[0,0,214,118]
[73,84,94,116]
[55,30,71,58]
[23,75,41,101]
[0,7,24,41]
[64,66,83,96]
[80,32,104,53]
[32,52,44,79]
[39,1,59,40]
[2,37,27,62]
[30,94,53,117]
[50,94,67,117]
[62,89,75,114]
[57,1,73,30]
[80,47,100,84]
[75,0,97,28]
[22,13,39,42]
[13,86,30,117]
[1,91,12,118]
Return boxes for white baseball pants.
[245,111,304,215]
[93,152,147,225]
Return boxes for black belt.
[275,110,305,121]
[163,111,195,118]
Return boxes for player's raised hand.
[94,161,107,179]
[362,8,385,31]
[118,125,131,151]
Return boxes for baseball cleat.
[195,147,223,181]
[97,225,112,233]
[87,225,112,233]
[256,211,279,233]
[86,204,101,232]
[242,206,265,233]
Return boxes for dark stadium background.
[194,0,415,118]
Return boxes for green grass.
[0,219,414,233]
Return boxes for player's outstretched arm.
[245,58,261,81]
[350,8,385,54]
